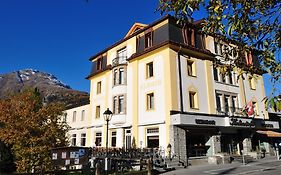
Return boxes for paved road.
[162,157,281,175]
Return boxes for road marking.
[203,167,236,174]
[204,164,281,175]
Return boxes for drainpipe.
[177,46,184,113]
[177,46,188,166]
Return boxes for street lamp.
[103,108,113,173]
[103,108,113,154]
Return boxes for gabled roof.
[89,15,171,61]
[125,23,147,38]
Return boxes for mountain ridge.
[0,69,89,108]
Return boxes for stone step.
[232,155,255,163]
[165,160,187,169]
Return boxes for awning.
[256,130,281,137]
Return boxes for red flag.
[245,101,254,117]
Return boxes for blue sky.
[0,0,163,92]
[0,0,275,96]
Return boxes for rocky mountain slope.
[0,69,89,108]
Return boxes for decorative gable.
[125,23,147,38]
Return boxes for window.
[214,41,224,55]
[111,131,117,147]
[213,66,218,81]
[96,57,102,70]
[96,106,100,119]
[216,92,239,115]
[71,134,76,146]
[72,111,76,122]
[189,91,198,109]
[95,132,102,147]
[216,94,222,112]
[220,43,224,55]
[215,67,236,85]
[125,129,131,149]
[145,32,153,48]
[117,47,127,63]
[113,69,118,85]
[246,52,253,65]
[147,128,159,148]
[119,68,124,84]
[224,95,230,113]
[147,93,154,110]
[113,95,126,114]
[182,27,193,45]
[232,72,237,85]
[81,133,86,146]
[221,73,226,83]
[249,77,256,90]
[214,42,219,54]
[227,71,233,84]
[214,41,231,56]
[118,96,125,114]
[113,67,126,86]
[81,110,85,121]
[231,96,238,113]
[146,62,154,78]
[113,96,118,114]
[187,60,195,76]
[97,81,101,94]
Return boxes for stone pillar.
[212,135,222,155]
[243,137,252,154]
[170,125,187,164]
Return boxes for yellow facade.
[67,15,274,157]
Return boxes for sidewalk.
[162,156,281,175]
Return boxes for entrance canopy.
[256,130,281,137]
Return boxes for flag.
[245,101,254,117]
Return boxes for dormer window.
[245,52,253,66]
[134,27,141,33]
[97,57,103,70]
[145,32,153,48]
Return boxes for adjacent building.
[66,104,90,147]
[66,15,280,165]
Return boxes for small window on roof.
[97,57,102,70]
[145,32,153,48]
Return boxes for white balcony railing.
[112,56,127,67]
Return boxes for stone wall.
[170,125,187,164]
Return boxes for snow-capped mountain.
[0,69,89,108]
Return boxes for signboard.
[195,119,216,125]
[171,113,279,129]
[51,147,91,167]
[229,118,255,127]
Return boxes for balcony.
[112,56,127,67]
[216,107,244,117]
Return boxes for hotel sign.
[230,118,255,127]
[195,119,216,125]
[171,114,224,126]
[171,113,279,129]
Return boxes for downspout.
[177,46,184,113]
[177,46,189,167]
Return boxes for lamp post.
[103,108,113,172]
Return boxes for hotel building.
[66,15,280,164]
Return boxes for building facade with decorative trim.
[66,15,280,164]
